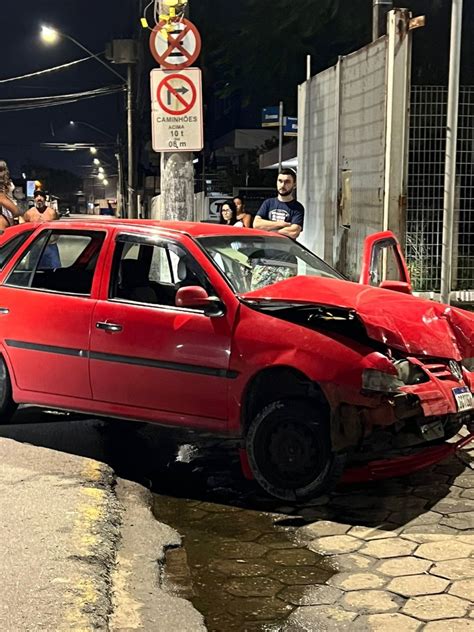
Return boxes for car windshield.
[198,235,344,293]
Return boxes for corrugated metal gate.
[298,40,388,279]
[298,9,411,281]
[406,85,474,293]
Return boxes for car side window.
[369,240,406,287]
[5,230,106,295]
[0,230,35,271]
[110,236,212,308]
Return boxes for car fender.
[0,342,19,396]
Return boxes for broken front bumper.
[341,432,474,483]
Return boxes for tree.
[195,0,371,114]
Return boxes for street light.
[40,24,134,218]
[40,26,124,81]
[40,26,59,44]
[70,120,115,141]
[90,147,98,155]
[93,158,101,165]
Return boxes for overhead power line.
[0,54,102,84]
[0,85,125,112]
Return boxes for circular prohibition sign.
[157,73,197,116]
[149,18,202,70]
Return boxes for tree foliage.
[195,0,371,112]
[194,0,474,116]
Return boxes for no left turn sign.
[149,18,202,70]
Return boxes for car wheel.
[245,398,344,502]
[0,358,17,423]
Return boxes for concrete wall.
[298,9,411,281]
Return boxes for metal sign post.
[440,0,463,305]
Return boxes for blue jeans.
[39,244,61,269]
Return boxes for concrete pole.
[440,0,463,304]
[159,1,195,221]
[127,65,136,218]
[372,0,393,40]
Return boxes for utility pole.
[441,0,463,304]
[127,64,136,218]
[105,39,138,218]
[278,101,284,173]
[159,0,195,221]
[372,0,393,40]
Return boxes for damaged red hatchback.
[0,220,472,500]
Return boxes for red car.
[0,220,472,500]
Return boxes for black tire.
[245,398,344,502]
[0,357,17,423]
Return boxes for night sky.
[1,0,137,176]
[2,1,473,181]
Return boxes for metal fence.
[406,86,474,292]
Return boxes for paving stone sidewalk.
[284,443,474,631]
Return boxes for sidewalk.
[284,439,474,631]
[0,437,205,632]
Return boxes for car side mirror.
[175,286,225,316]
[379,280,412,294]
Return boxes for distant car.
[0,220,472,500]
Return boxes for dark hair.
[0,160,11,194]
[34,190,46,199]
[278,167,297,181]
[233,195,245,204]
[220,200,238,225]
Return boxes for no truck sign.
[150,68,203,152]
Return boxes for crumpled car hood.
[241,276,474,360]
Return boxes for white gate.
[297,9,411,280]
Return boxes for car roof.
[17,218,276,240]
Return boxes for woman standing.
[233,196,252,227]
[220,200,241,226]
[0,161,19,229]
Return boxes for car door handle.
[0,308,9,315]
[96,321,123,333]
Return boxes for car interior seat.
[118,259,158,303]
[176,257,200,289]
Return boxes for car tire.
[245,398,345,502]
[0,358,17,423]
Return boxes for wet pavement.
[2,408,474,630]
[154,496,332,631]
[149,434,474,631]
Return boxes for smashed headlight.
[362,369,404,393]
[462,358,474,372]
[394,359,427,385]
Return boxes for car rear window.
[5,230,106,295]
[0,230,34,271]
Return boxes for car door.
[359,230,412,293]
[89,232,234,427]
[0,227,107,399]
